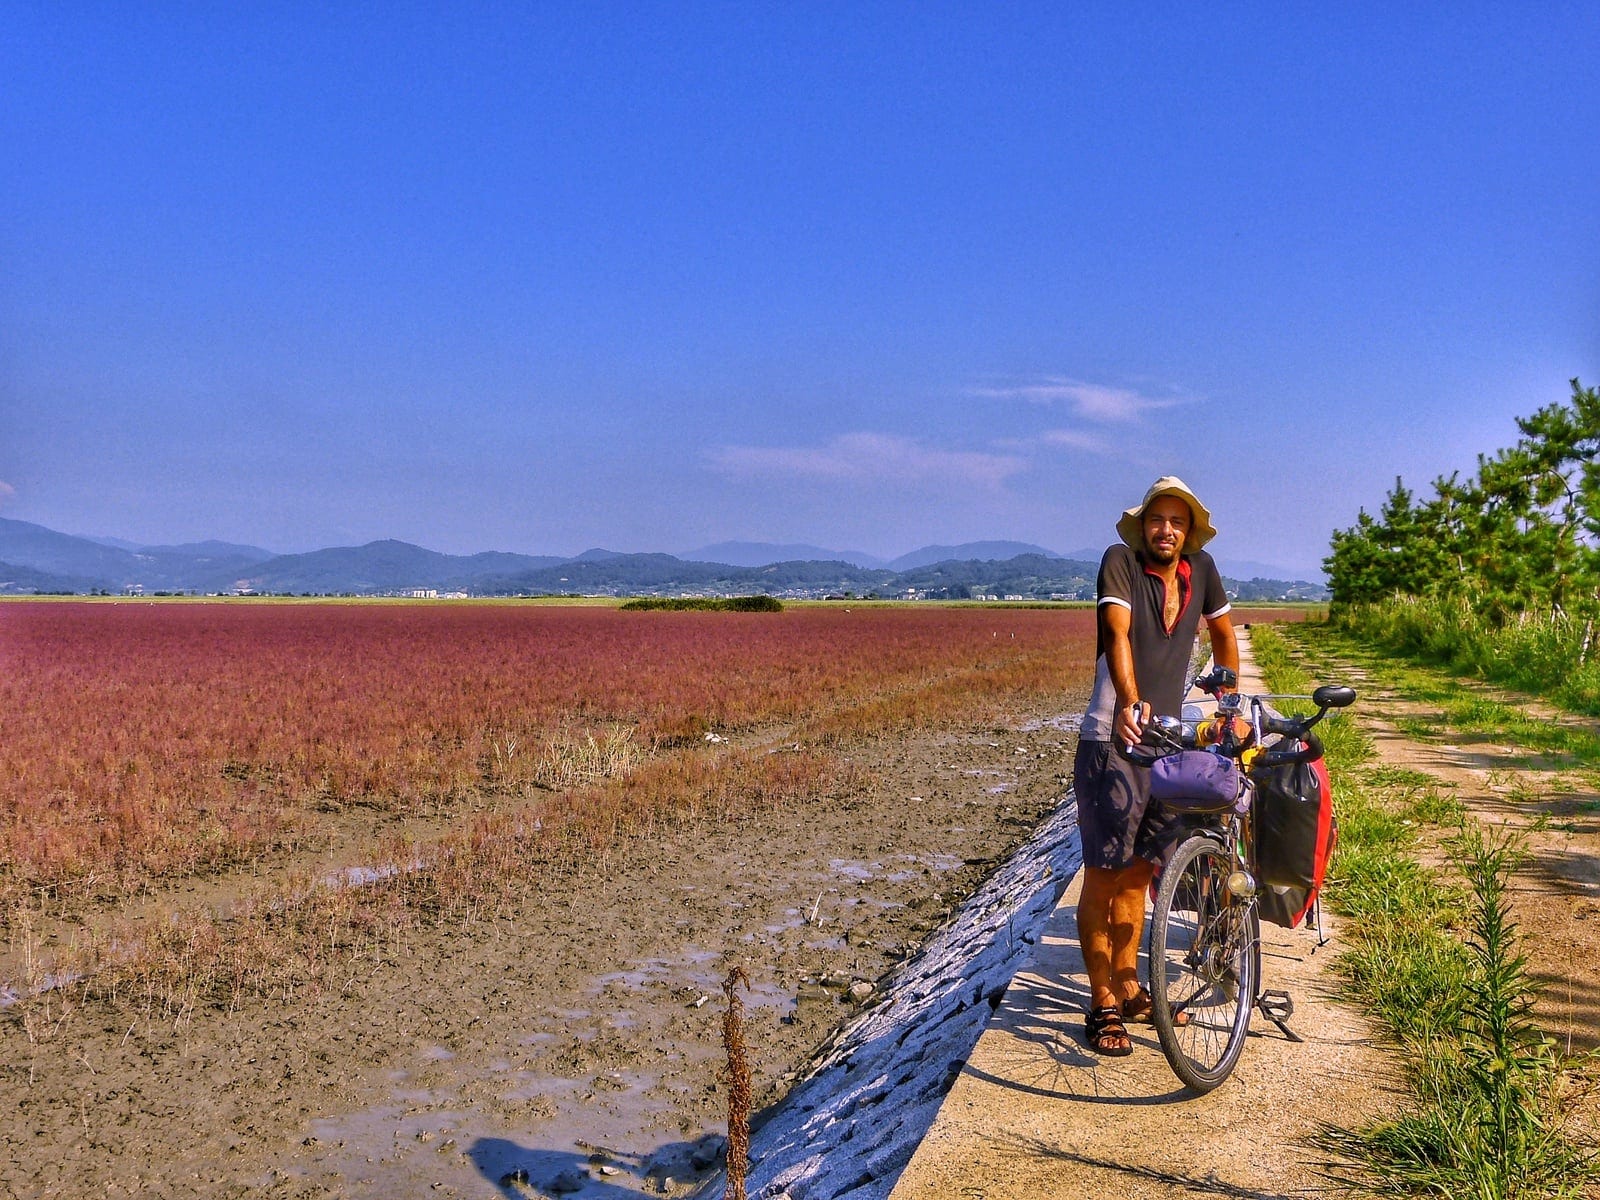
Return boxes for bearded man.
[1074,476,1239,1056]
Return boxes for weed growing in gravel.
[1321,826,1599,1199]
[1252,623,1600,1198]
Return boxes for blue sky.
[4,5,1597,578]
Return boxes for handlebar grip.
[1252,729,1324,769]
[1259,711,1305,738]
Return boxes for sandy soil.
[1,701,1081,1199]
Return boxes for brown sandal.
[1085,1005,1133,1056]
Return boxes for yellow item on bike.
[1197,714,1253,747]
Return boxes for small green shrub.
[618,595,783,612]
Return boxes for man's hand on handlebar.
[1115,699,1150,749]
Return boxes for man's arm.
[1206,610,1240,680]
[1101,602,1147,745]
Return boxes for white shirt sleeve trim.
[1204,602,1233,620]
[1098,596,1132,610]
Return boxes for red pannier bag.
[1252,750,1336,929]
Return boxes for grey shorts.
[1072,739,1185,870]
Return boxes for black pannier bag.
[1252,750,1336,929]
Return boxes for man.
[1074,476,1239,1056]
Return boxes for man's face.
[1142,495,1192,564]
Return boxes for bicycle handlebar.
[1112,681,1352,771]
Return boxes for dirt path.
[1277,632,1600,1138]
[0,704,1080,1200]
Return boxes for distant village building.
[406,589,439,599]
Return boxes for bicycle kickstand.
[1256,990,1304,1043]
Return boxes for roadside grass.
[1250,623,1598,1198]
[1329,595,1600,718]
[1308,624,1600,769]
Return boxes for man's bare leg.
[1109,858,1155,1007]
[1080,861,1157,1011]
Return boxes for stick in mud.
[722,966,752,1200]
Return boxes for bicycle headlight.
[1226,869,1257,899]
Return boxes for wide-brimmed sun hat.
[1116,475,1217,552]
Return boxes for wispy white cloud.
[707,433,1027,489]
[1038,428,1114,455]
[973,377,1186,424]
[0,481,14,505]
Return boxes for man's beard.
[1145,540,1181,564]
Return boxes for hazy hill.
[138,540,276,563]
[0,519,271,590]
[888,541,1061,571]
[894,553,1097,597]
[0,517,148,581]
[230,541,565,594]
[0,558,98,594]
[0,519,1328,600]
[739,559,895,588]
[685,541,887,569]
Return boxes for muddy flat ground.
[2,700,1081,1199]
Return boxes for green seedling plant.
[1325,826,1598,1199]
[1248,623,1599,1198]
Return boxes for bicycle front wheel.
[1148,833,1258,1092]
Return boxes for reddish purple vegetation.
[0,601,1101,890]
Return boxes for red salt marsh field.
[0,600,1104,903]
[0,598,1306,1198]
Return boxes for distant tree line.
[1326,380,1600,711]
[1327,379,1600,620]
[618,596,784,612]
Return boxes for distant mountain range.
[0,519,1328,601]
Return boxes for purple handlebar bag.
[1149,750,1242,814]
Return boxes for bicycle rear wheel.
[1148,833,1258,1092]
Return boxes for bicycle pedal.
[1256,989,1304,1042]
[1257,989,1294,1021]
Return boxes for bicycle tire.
[1148,833,1258,1092]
